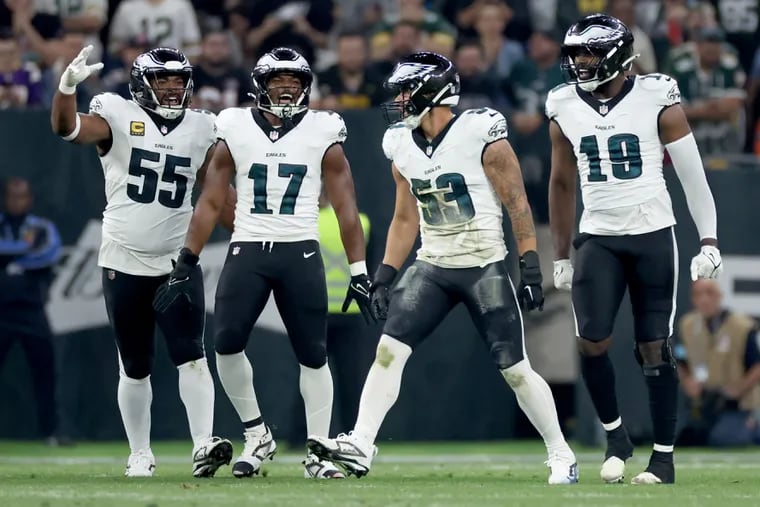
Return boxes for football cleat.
[303,452,345,479]
[192,436,233,478]
[232,426,277,478]
[125,448,155,477]
[631,452,675,485]
[546,448,579,485]
[601,426,634,483]
[306,432,377,478]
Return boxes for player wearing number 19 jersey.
[161,47,373,479]
[51,46,233,478]
[547,14,723,485]
[306,52,578,485]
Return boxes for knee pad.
[635,338,676,367]
[214,327,249,355]
[490,340,524,370]
[118,352,152,380]
[293,340,327,369]
[166,338,205,367]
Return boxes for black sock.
[244,416,264,430]
[643,363,679,449]
[580,352,620,425]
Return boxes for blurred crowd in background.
[0,0,759,219]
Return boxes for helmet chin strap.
[576,50,639,93]
[401,85,458,129]
[260,91,308,118]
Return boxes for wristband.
[349,260,367,276]
[60,114,81,142]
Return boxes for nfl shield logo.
[269,130,279,141]
[425,145,432,156]
[160,125,168,134]
[599,104,608,115]
[108,270,116,280]
[232,246,241,256]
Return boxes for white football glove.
[59,45,104,95]
[690,245,722,281]
[553,259,573,291]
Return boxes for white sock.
[215,351,262,425]
[353,335,413,444]
[602,417,622,432]
[178,358,215,448]
[118,373,152,453]
[502,359,570,456]
[299,363,334,438]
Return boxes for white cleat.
[601,456,626,483]
[232,426,277,478]
[306,432,377,478]
[125,448,155,477]
[546,448,579,485]
[303,452,345,479]
[631,471,662,485]
[192,436,233,478]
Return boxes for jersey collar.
[575,76,634,117]
[143,108,186,136]
[412,113,461,158]
[251,108,307,142]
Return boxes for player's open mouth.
[577,69,594,80]
[278,93,294,103]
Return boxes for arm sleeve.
[665,133,718,240]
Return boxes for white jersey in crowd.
[215,108,347,243]
[89,93,216,276]
[546,73,681,235]
[109,0,201,58]
[382,107,509,268]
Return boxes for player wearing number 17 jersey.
[306,52,578,484]
[547,14,723,485]
[50,46,233,477]
[157,47,373,479]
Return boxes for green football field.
[1,440,758,507]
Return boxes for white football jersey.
[546,74,681,235]
[383,107,509,268]
[89,93,216,276]
[216,108,347,243]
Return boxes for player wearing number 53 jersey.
[159,47,373,479]
[50,46,233,478]
[547,14,723,485]
[307,52,578,485]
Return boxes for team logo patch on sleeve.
[488,118,507,138]
[130,121,145,136]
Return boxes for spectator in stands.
[56,0,106,63]
[333,0,385,33]
[192,30,253,113]
[232,0,334,66]
[525,0,580,34]
[100,35,152,99]
[453,39,501,110]
[506,28,563,223]
[109,0,201,61]
[746,46,760,153]
[370,0,457,61]
[675,279,760,447]
[0,29,43,108]
[444,0,531,42]
[709,0,760,73]
[0,177,62,444]
[368,19,421,76]
[318,31,385,111]
[670,26,746,155]
[607,0,657,74]
[471,0,523,80]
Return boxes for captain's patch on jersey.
[130,121,145,136]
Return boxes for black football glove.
[342,272,375,324]
[518,250,544,312]
[369,263,398,321]
[153,248,200,313]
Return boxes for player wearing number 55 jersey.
[307,52,578,484]
[50,46,233,478]
[547,14,723,485]
[157,47,373,479]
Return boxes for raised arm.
[50,45,110,149]
[482,138,543,311]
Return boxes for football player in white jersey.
[50,46,233,478]
[306,52,578,484]
[155,47,373,479]
[547,14,722,485]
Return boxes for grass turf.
[0,440,758,507]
